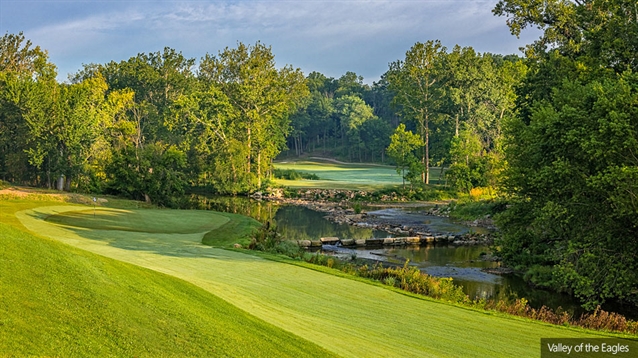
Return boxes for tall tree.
[387,40,447,184]
[198,42,308,189]
[386,124,424,188]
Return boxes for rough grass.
[16,203,632,358]
[0,198,334,357]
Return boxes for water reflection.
[186,194,632,318]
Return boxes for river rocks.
[310,240,322,247]
[340,239,355,246]
[298,240,311,248]
[355,239,366,246]
[422,236,435,243]
[268,193,494,246]
[366,238,385,246]
[405,237,421,245]
[320,237,340,245]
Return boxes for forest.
[1,0,637,310]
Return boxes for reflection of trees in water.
[188,195,280,223]
[274,206,376,241]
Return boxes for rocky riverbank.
[260,188,494,245]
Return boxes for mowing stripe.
[17,206,620,358]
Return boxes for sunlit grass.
[15,202,628,357]
[0,198,334,357]
[273,160,446,190]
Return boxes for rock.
[320,237,340,245]
[383,238,395,245]
[310,240,322,247]
[341,239,355,246]
[366,238,384,246]
[233,243,242,249]
[355,239,366,246]
[422,236,435,243]
[298,240,311,248]
[405,237,420,245]
[397,237,409,245]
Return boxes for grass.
[12,198,634,357]
[0,197,334,357]
[273,160,448,190]
[202,211,261,247]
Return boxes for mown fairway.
[13,202,626,357]
[0,198,333,357]
[274,160,447,190]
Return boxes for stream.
[187,194,635,318]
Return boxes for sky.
[0,0,541,83]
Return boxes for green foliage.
[273,168,319,180]
[249,222,306,259]
[448,199,507,221]
[105,144,187,206]
[495,0,638,308]
[386,123,424,188]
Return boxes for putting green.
[18,206,617,357]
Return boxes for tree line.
[0,37,306,203]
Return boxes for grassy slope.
[16,204,630,358]
[0,198,334,357]
[273,160,446,190]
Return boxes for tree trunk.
[425,120,430,185]
[64,175,71,191]
[57,175,64,191]
[257,150,262,188]
[247,126,251,174]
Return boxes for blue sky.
[0,0,540,83]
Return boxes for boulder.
[422,236,435,243]
[310,240,322,247]
[366,238,384,246]
[341,239,355,246]
[383,238,396,245]
[320,237,340,245]
[405,237,421,245]
[298,240,311,248]
[355,239,367,246]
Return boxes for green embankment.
[10,200,630,357]
[0,198,334,357]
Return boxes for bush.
[248,222,305,259]
[273,169,320,180]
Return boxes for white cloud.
[7,1,539,82]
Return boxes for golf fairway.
[17,206,616,357]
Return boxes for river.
[187,194,636,319]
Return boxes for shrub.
[273,169,320,180]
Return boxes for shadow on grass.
[25,208,262,261]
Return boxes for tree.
[387,41,447,184]
[495,0,638,308]
[334,95,376,161]
[198,42,308,190]
[386,124,424,188]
